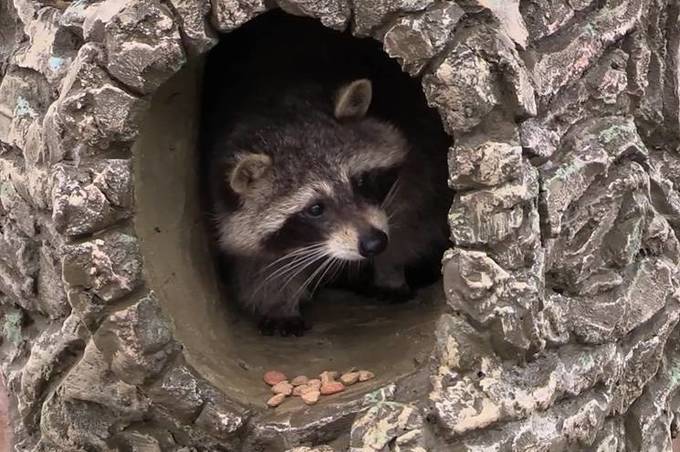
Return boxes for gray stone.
[103,0,186,95]
[529,0,645,100]
[430,341,620,436]
[540,116,646,238]
[449,162,538,246]
[383,3,464,75]
[40,341,150,450]
[194,397,247,441]
[211,0,268,32]
[450,390,610,450]
[96,292,177,385]
[37,243,70,319]
[626,333,680,451]
[0,70,52,158]
[148,365,205,422]
[48,43,148,158]
[352,0,434,37]
[51,159,133,236]
[458,0,529,48]
[423,25,535,134]
[0,221,38,307]
[449,121,522,189]
[610,299,680,414]
[277,0,351,30]
[349,402,424,451]
[167,0,217,55]
[287,447,335,452]
[520,0,575,41]
[18,315,87,429]
[589,418,626,451]
[13,7,77,86]
[526,48,631,146]
[62,231,143,321]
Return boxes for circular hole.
[133,10,451,415]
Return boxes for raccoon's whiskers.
[382,179,400,210]
[261,249,327,289]
[251,245,327,300]
[295,256,335,301]
[277,251,329,294]
[261,243,326,272]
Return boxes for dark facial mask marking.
[352,166,400,204]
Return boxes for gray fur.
[206,79,450,334]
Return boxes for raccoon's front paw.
[258,316,311,337]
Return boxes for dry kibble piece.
[307,379,321,390]
[293,384,313,396]
[291,375,309,386]
[301,389,321,405]
[358,370,375,382]
[319,371,338,384]
[340,371,359,386]
[271,381,293,395]
[263,370,287,386]
[320,381,345,395]
[267,393,287,407]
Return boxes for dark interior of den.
[200,10,452,339]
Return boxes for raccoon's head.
[217,79,408,263]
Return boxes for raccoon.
[207,78,450,336]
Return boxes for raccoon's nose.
[358,229,388,257]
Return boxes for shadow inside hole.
[134,9,450,412]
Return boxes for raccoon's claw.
[258,316,310,337]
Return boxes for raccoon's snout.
[358,228,388,257]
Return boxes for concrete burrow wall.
[1,0,680,450]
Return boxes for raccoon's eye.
[306,203,325,218]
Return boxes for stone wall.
[0,0,679,450]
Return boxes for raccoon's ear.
[334,79,372,120]
[229,153,272,194]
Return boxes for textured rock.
[458,0,529,48]
[423,25,535,134]
[521,0,576,41]
[13,7,77,86]
[350,402,425,451]
[62,231,143,322]
[287,447,335,452]
[47,43,148,159]
[103,0,186,95]
[211,0,268,32]
[449,161,538,246]
[96,293,177,385]
[147,365,205,421]
[194,398,246,441]
[430,342,621,435]
[450,390,610,450]
[18,316,87,429]
[529,0,645,100]
[352,0,434,37]
[51,159,133,236]
[383,3,464,75]
[539,116,646,238]
[40,341,150,450]
[277,0,351,30]
[167,0,217,55]
[0,70,52,159]
[37,244,70,319]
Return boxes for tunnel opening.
[133,9,451,416]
